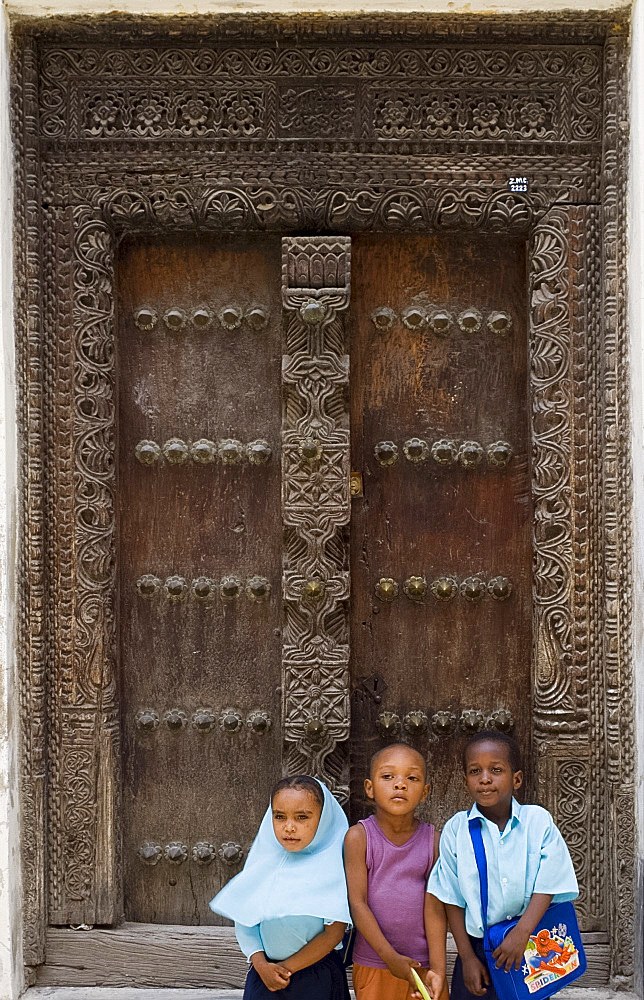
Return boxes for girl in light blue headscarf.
[210,775,351,1000]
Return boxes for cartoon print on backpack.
[522,925,581,994]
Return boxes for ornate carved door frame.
[11,10,634,988]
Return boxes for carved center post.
[281,238,352,802]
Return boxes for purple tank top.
[353,814,435,969]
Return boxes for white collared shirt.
[427,799,578,938]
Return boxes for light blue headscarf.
[209,778,350,926]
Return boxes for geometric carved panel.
[281,237,351,802]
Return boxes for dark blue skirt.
[243,950,350,1000]
[451,935,500,1000]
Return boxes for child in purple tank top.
[344,744,448,1000]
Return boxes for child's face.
[365,745,429,815]
[463,739,523,813]
[272,788,323,852]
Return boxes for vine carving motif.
[47,207,120,924]
[95,177,544,235]
[530,208,579,731]
[530,203,608,936]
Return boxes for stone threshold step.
[25,992,244,999]
[23,990,638,1000]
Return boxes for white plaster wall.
[0,3,22,999]
[0,1,640,997]
[2,0,632,15]
[630,1,644,996]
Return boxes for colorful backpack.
[468,818,586,1000]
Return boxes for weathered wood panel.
[349,234,532,826]
[117,237,282,923]
[37,927,610,989]
[28,990,245,1000]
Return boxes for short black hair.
[462,730,522,773]
[271,774,324,809]
[370,742,427,779]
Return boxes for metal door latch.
[353,673,388,706]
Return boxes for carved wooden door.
[116,230,530,923]
[18,18,627,987]
[117,236,283,923]
[348,233,532,825]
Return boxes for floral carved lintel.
[41,44,602,145]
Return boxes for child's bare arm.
[424,892,447,971]
[446,904,490,997]
[344,825,421,986]
[491,893,554,972]
[426,827,447,973]
[282,921,346,974]
[423,893,447,998]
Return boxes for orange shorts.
[352,963,449,1000]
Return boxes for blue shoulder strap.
[468,817,489,938]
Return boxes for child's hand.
[410,968,445,999]
[252,954,291,992]
[424,968,445,999]
[492,926,531,972]
[386,952,422,987]
[462,954,491,996]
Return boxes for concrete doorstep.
[22,989,639,1000]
